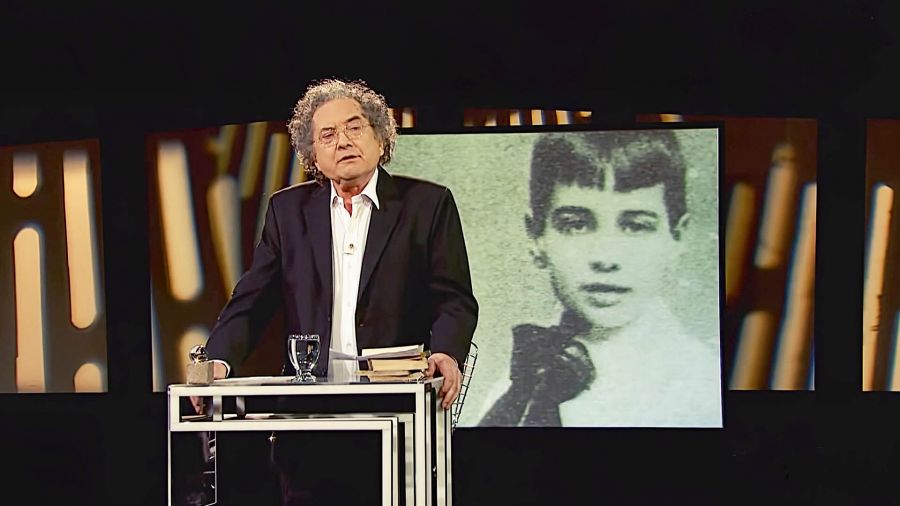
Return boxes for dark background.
[0,1,895,504]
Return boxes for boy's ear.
[530,248,549,269]
[672,213,690,240]
[524,214,536,238]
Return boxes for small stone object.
[186,344,214,385]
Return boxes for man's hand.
[189,362,229,414]
[425,352,462,410]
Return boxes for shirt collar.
[329,167,381,210]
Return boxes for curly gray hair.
[287,79,398,184]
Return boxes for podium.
[168,376,453,506]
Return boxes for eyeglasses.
[316,119,370,146]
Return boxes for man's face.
[311,98,384,186]
[537,182,680,331]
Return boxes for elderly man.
[197,79,477,504]
[205,78,477,402]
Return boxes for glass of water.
[288,334,320,383]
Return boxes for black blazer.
[205,167,478,376]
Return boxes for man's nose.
[336,128,354,145]
[589,261,620,273]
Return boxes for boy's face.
[537,182,680,332]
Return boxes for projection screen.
[388,127,722,427]
[148,124,722,427]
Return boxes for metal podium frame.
[168,377,452,506]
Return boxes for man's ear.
[672,213,690,241]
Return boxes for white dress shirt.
[328,169,379,382]
[212,170,380,381]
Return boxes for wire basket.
[451,342,478,431]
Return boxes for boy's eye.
[618,211,660,234]
[551,207,596,235]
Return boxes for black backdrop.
[0,2,897,504]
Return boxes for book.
[367,355,428,372]
[356,369,420,377]
[360,344,425,359]
[356,370,425,382]
[330,344,426,361]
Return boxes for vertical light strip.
[255,133,290,243]
[531,109,545,125]
[509,110,523,126]
[177,325,210,384]
[239,122,268,199]
[771,183,817,390]
[150,289,166,392]
[73,362,104,392]
[724,182,756,305]
[207,124,238,175]
[63,149,101,329]
[157,140,204,302]
[659,114,684,122]
[14,226,46,393]
[729,310,776,390]
[555,110,572,125]
[401,108,415,128]
[208,175,242,294]
[888,312,900,390]
[289,152,305,185]
[12,152,40,198]
[808,355,815,390]
[863,183,894,390]
[484,111,498,127]
[754,144,799,268]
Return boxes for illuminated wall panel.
[464,108,592,128]
[862,119,900,391]
[638,115,818,391]
[0,140,107,393]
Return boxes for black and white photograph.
[390,128,722,427]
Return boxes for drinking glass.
[288,334,320,383]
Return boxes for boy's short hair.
[526,130,688,239]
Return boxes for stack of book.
[355,344,429,382]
